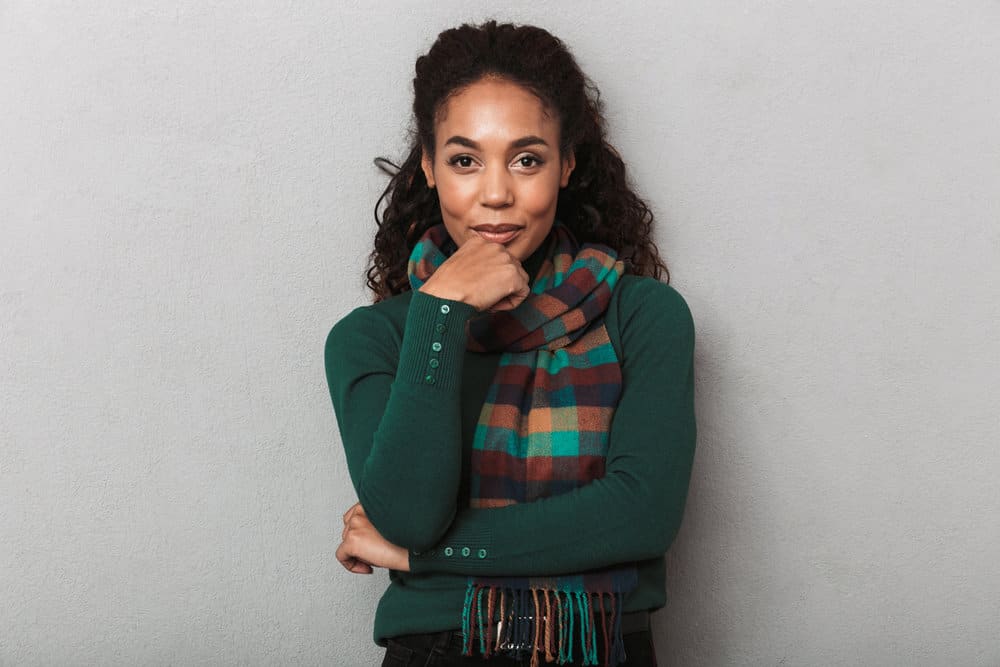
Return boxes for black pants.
[380,627,658,666]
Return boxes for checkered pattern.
[408,222,639,666]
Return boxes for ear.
[560,149,576,188]
[421,148,436,189]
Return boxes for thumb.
[350,560,374,574]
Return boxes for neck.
[523,239,549,289]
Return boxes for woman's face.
[420,77,575,262]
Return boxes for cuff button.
[443,546,454,556]
[477,549,487,559]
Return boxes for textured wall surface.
[2,1,999,665]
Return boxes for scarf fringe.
[461,581,629,667]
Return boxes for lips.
[472,224,523,244]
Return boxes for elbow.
[399,515,455,553]
[626,477,690,559]
[357,485,456,552]
[644,513,683,556]
[387,509,456,553]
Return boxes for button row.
[424,303,452,385]
[440,546,488,559]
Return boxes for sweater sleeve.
[408,279,696,576]
[324,290,477,552]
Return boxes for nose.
[479,163,514,208]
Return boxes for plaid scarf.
[408,222,638,667]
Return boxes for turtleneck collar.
[523,239,549,290]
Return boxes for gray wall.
[2,1,998,665]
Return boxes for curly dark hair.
[366,20,670,301]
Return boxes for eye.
[448,155,475,169]
[516,155,544,168]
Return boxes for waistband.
[461,609,649,639]
[391,609,651,648]
[619,610,651,635]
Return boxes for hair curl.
[366,20,669,301]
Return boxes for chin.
[509,240,538,262]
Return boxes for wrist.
[396,290,476,390]
[418,283,468,305]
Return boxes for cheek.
[435,177,476,216]
[521,174,562,213]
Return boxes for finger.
[513,278,531,302]
[342,502,360,524]
[454,233,486,255]
[493,296,524,312]
[344,509,370,545]
[335,541,355,572]
[487,296,514,313]
[501,292,528,312]
[337,540,375,575]
[350,561,374,574]
[337,534,374,574]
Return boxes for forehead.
[434,78,558,145]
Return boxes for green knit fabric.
[324,254,697,649]
[408,223,635,666]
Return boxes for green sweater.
[324,254,696,647]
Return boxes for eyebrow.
[443,135,549,150]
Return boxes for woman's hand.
[336,502,411,574]
[418,234,530,312]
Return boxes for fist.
[337,502,410,574]
[418,235,530,312]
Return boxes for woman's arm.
[327,238,531,555]
[325,290,476,552]
[408,279,697,576]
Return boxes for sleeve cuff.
[409,523,496,574]
[396,290,476,391]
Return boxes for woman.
[325,20,696,667]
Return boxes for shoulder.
[614,275,693,328]
[324,291,414,361]
[607,275,695,360]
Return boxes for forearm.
[326,290,476,551]
[408,377,695,575]
[409,278,697,576]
